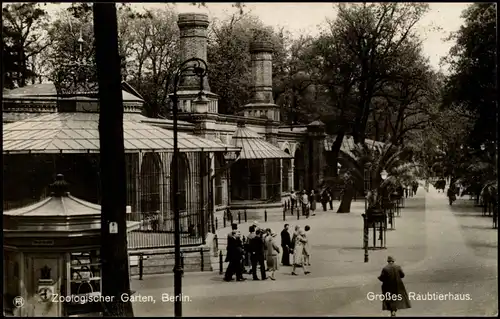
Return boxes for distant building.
[2,12,381,257]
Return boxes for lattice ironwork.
[3,152,212,248]
[54,61,98,96]
[294,148,306,192]
[53,31,98,97]
[214,153,226,206]
[282,158,291,192]
[230,159,282,202]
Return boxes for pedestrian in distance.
[447,186,457,206]
[280,224,292,266]
[291,229,310,276]
[301,190,309,217]
[265,231,281,280]
[328,188,334,210]
[290,190,297,211]
[378,256,411,317]
[249,228,267,280]
[310,190,317,216]
[320,190,328,211]
[412,182,418,195]
[303,225,311,266]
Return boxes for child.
[303,225,311,266]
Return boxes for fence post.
[283,206,286,221]
[215,234,219,252]
[223,215,226,228]
[215,217,218,230]
[219,250,224,274]
[200,247,204,272]
[139,253,144,280]
[238,211,241,224]
[297,206,300,220]
[264,210,268,222]
[244,209,247,222]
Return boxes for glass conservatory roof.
[3,82,143,102]
[231,124,292,159]
[3,112,240,154]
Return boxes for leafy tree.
[124,8,180,117]
[331,3,429,144]
[2,3,52,87]
[307,2,430,210]
[337,142,413,212]
[442,3,497,149]
[47,4,97,94]
[207,11,289,114]
[274,34,320,124]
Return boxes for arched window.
[140,153,162,213]
[282,149,291,192]
[214,154,224,206]
[294,148,305,192]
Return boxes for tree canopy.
[441,3,497,149]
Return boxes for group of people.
[403,182,419,198]
[290,188,335,218]
[223,222,312,282]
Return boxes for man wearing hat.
[249,228,267,280]
[378,256,411,316]
[224,223,245,282]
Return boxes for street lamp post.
[170,57,208,318]
[363,163,372,263]
[379,169,389,248]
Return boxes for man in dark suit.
[224,223,245,282]
[280,224,291,266]
[378,256,411,317]
[249,229,267,280]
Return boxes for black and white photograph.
[2,2,497,317]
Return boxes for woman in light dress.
[265,231,281,280]
[291,228,310,275]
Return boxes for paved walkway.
[131,185,497,316]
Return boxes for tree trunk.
[330,130,345,177]
[337,184,354,213]
[94,3,134,317]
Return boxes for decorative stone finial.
[250,41,274,54]
[50,174,70,197]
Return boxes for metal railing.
[126,208,205,249]
[129,248,209,279]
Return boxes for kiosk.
[3,174,140,317]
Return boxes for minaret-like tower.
[174,13,218,114]
[242,41,280,122]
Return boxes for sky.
[36,2,473,72]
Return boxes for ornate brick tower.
[242,41,280,122]
[174,13,218,114]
